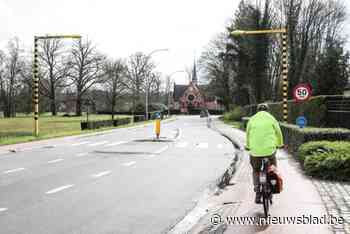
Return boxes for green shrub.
[300,141,350,181]
[223,106,246,122]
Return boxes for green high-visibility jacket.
[246,111,284,157]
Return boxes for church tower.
[192,59,198,85]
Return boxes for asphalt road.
[0,116,234,234]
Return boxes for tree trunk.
[76,95,82,116]
[50,99,57,116]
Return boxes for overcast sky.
[0,0,238,84]
[1,0,350,85]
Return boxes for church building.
[171,61,224,114]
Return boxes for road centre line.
[88,141,109,147]
[105,141,128,147]
[122,161,136,167]
[154,145,169,154]
[92,170,112,178]
[175,142,188,148]
[46,184,74,194]
[3,168,25,174]
[0,208,8,212]
[196,143,209,149]
[72,141,90,146]
[47,158,64,164]
[76,152,88,157]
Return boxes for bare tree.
[125,52,155,112]
[38,39,71,115]
[0,38,25,117]
[103,58,126,120]
[69,39,105,116]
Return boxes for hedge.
[243,96,327,127]
[241,117,350,154]
[223,106,246,122]
[81,117,131,130]
[300,141,350,181]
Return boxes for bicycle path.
[189,120,333,234]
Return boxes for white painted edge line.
[46,184,74,194]
[88,141,109,147]
[154,145,169,154]
[47,158,64,164]
[105,141,128,147]
[0,208,8,212]
[3,168,26,174]
[76,152,88,157]
[92,170,112,178]
[72,141,90,146]
[122,161,136,167]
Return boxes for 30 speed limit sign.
[293,84,312,102]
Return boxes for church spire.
[192,58,198,85]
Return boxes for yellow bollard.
[155,119,161,139]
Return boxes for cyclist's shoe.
[255,192,262,204]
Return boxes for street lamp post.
[144,48,169,121]
[231,28,289,122]
[33,34,81,137]
[167,70,187,116]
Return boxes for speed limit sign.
[293,84,312,102]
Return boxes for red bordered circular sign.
[293,84,312,102]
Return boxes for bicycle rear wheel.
[263,193,269,218]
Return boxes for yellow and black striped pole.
[33,37,39,137]
[32,34,81,137]
[281,32,288,122]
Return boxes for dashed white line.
[92,170,112,178]
[88,141,109,147]
[72,141,90,146]
[3,168,25,174]
[0,208,8,212]
[105,141,128,147]
[46,184,74,194]
[122,161,136,167]
[154,145,169,154]
[47,158,64,164]
[176,142,188,148]
[196,143,209,149]
[76,152,88,157]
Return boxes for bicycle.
[259,157,274,218]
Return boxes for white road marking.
[122,161,136,167]
[148,154,156,158]
[154,145,169,154]
[46,184,74,194]
[92,170,112,178]
[217,144,223,149]
[0,208,8,212]
[88,141,108,147]
[196,143,209,149]
[176,128,182,140]
[3,168,25,174]
[176,142,188,148]
[72,141,90,146]
[76,152,88,157]
[47,158,64,164]
[105,141,128,147]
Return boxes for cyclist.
[245,103,284,204]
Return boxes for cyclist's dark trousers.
[249,152,277,192]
